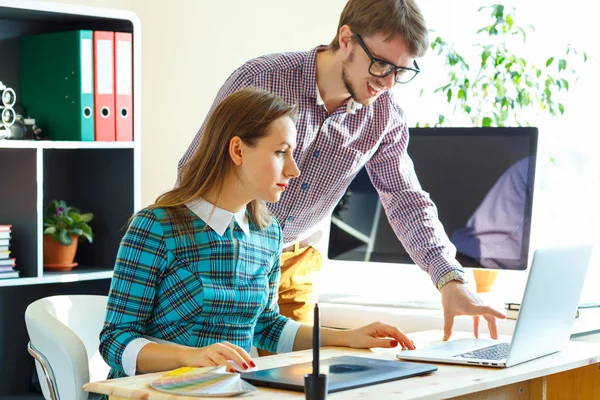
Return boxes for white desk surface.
[84,330,600,400]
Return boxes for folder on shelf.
[19,30,95,141]
[93,31,116,141]
[114,32,133,141]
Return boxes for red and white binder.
[114,32,133,141]
[93,31,116,141]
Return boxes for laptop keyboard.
[454,343,510,360]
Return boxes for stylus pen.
[313,303,320,377]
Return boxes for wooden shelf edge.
[0,141,135,149]
[0,269,113,287]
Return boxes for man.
[179,0,505,346]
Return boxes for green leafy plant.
[43,200,94,246]
[419,4,587,127]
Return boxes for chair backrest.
[25,295,110,400]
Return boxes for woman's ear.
[229,136,244,166]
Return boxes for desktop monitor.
[328,127,538,270]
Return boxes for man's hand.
[441,281,506,341]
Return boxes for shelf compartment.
[0,147,38,278]
[43,148,134,271]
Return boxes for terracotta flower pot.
[43,235,79,271]
[472,269,499,293]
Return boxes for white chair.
[24,295,110,400]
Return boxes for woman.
[100,88,415,380]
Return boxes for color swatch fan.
[151,366,257,397]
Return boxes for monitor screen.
[328,127,538,270]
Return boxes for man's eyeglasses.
[354,34,420,84]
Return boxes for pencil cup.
[304,373,328,400]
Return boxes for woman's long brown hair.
[151,87,297,233]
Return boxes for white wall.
[130,0,351,205]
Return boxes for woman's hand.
[179,342,256,373]
[342,321,416,350]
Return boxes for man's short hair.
[329,0,429,58]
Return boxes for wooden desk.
[84,330,600,400]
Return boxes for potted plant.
[419,4,587,129]
[418,5,587,292]
[43,200,94,271]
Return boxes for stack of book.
[504,302,600,320]
[0,225,18,279]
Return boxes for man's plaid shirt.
[100,206,288,379]
[179,46,464,288]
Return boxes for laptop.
[240,355,437,393]
[397,245,593,368]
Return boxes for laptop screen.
[328,127,538,270]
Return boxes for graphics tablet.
[241,355,437,393]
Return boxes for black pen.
[313,302,320,377]
[305,302,327,399]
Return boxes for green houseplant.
[419,4,587,128]
[43,200,94,270]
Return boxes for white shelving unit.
[0,0,142,287]
[0,268,114,287]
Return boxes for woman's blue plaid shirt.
[99,206,288,379]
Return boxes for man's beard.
[342,49,361,104]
